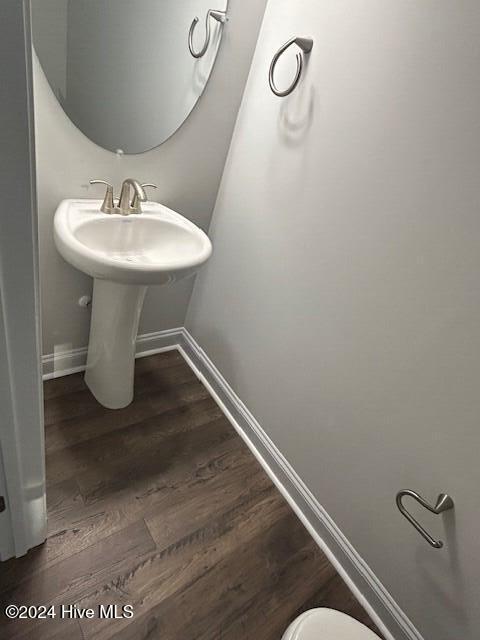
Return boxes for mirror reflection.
[31,0,229,154]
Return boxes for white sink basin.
[53,199,212,410]
[54,200,212,285]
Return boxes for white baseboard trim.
[42,326,422,640]
[177,329,423,640]
[42,328,184,380]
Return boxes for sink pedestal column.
[85,279,147,409]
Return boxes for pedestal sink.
[54,199,212,409]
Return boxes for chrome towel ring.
[396,489,454,549]
[269,36,314,97]
[189,9,227,59]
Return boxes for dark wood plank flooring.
[0,350,381,639]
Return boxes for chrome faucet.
[90,178,157,215]
[89,180,116,214]
[117,178,147,215]
[131,183,157,213]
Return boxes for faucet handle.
[131,183,157,212]
[89,179,115,214]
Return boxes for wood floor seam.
[44,378,212,456]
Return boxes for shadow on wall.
[414,514,468,629]
[192,28,223,93]
[278,59,316,148]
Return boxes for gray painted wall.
[187,1,480,638]
[34,0,267,356]
[31,0,67,100]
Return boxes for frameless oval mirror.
[31,0,229,154]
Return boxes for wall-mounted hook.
[396,489,454,549]
[269,36,314,98]
[188,9,227,59]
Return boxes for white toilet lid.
[282,608,382,640]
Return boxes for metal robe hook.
[269,36,314,98]
[188,9,227,59]
[396,489,454,549]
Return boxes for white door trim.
[0,1,47,560]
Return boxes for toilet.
[282,608,382,640]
